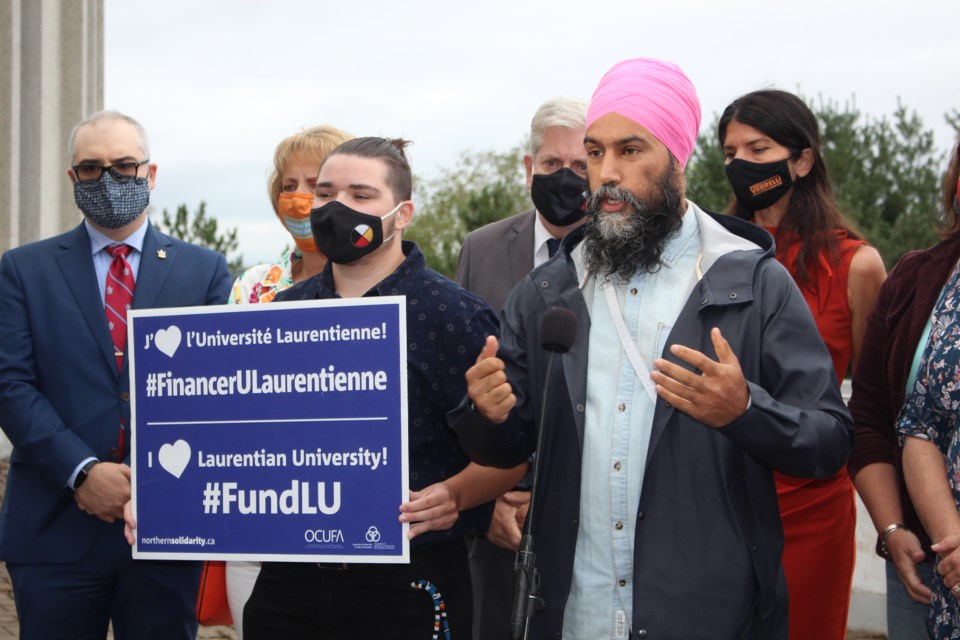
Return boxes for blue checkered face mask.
[74,172,150,229]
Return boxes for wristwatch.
[74,460,99,491]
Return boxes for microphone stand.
[510,350,556,640]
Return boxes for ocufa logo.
[350,224,375,248]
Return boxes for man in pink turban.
[455,57,852,639]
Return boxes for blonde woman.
[226,124,353,636]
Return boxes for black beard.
[582,163,685,281]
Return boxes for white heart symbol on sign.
[155,326,182,358]
[158,440,191,479]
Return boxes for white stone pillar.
[0,0,103,255]
[0,0,103,459]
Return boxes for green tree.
[406,144,531,278]
[684,120,730,214]
[824,99,941,265]
[946,109,960,138]
[155,201,244,276]
[685,98,948,269]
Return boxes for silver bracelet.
[879,523,909,559]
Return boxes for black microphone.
[540,307,578,354]
[510,307,578,640]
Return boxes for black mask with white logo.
[310,201,400,264]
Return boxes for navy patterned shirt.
[276,241,499,546]
[898,259,960,637]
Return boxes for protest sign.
[129,297,409,562]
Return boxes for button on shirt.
[563,210,702,639]
[275,241,500,546]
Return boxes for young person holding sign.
[241,137,527,639]
[225,124,354,638]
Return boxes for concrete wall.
[844,379,888,635]
[0,0,104,458]
[851,494,888,634]
[0,0,103,255]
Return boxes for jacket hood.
[534,202,777,312]
[553,203,775,263]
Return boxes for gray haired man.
[455,97,588,639]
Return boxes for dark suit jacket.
[0,221,231,564]
[455,209,536,313]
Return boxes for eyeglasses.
[72,160,150,183]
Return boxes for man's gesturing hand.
[465,336,515,424]
[651,327,750,428]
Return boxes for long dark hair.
[718,90,861,284]
[942,137,960,239]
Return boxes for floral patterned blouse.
[897,258,960,639]
[229,248,301,305]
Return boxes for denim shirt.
[276,241,500,546]
[564,210,702,638]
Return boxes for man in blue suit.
[0,110,231,639]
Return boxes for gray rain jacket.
[450,205,854,639]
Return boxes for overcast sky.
[105,0,959,266]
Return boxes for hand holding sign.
[123,500,136,545]
[399,483,460,540]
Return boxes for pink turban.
[586,58,701,168]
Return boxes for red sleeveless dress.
[767,228,861,640]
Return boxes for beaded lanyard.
[411,580,451,640]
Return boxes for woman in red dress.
[718,89,887,639]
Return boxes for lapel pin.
[157,249,167,259]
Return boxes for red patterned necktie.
[105,244,135,372]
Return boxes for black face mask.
[530,168,588,227]
[310,200,399,264]
[725,158,794,212]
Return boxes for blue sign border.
[128,297,409,563]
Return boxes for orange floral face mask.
[277,192,317,252]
